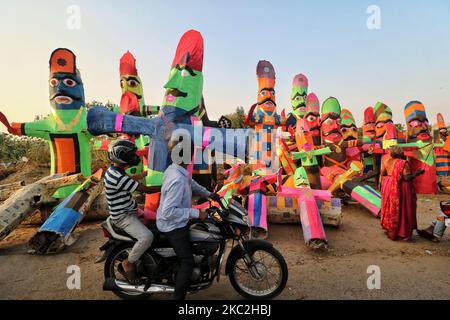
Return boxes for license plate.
[445,219,450,227]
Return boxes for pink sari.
[380,159,417,240]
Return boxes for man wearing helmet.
[105,139,161,284]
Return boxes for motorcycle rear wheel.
[104,243,150,300]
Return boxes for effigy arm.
[311,189,332,202]
[312,147,332,157]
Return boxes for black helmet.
[108,139,141,166]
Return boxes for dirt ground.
[0,188,449,300]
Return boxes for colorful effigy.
[95,51,153,176]
[362,106,377,178]
[87,30,252,207]
[434,113,450,177]
[243,60,282,233]
[403,101,439,194]
[319,97,350,180]
[303,92,322,147]
[0,48,91,198]
[277,167,330,248]
[286,74,309,130]
[340,108,368,167]
[319,97,381,217]
[3,29,450,257]
[246,60,281,172]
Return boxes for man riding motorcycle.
[105,139,161,284]
[156,135,221,300]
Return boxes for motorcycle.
[100,199,288,300]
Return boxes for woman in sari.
[380,146,424,240]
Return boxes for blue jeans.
[431,213,447,239]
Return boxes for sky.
[0,0,449,133]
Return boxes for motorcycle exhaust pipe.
[103,278,175,294]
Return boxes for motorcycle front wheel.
[228,246,288,300]
[104,243,150,300]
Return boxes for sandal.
[121,260,141,285]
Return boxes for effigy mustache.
[323,129,341,136]
[165,88,188,98]
[257,98,276,106]
[409,129,430,138]
[50,92,81,101]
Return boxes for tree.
[224,106,246,128]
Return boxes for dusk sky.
[1,0,449,132]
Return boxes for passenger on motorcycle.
[156,135,221,300]
[105,139,161,285]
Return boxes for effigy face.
[257,87,276,113]
[296,119,315,152]
[163,65,203,112]
[120,75,143,102]
[363,107,376,141]
[320,97,342,144]
[290,74,308,118]
[404,101,431,143]
[48,49,85,112]
[119,52,145,115]
[374,102,392,141]
[375,113,393,141]
[163,30,204,113]
[341,124,358,141]
[304,112,321,138]
[256,60,277,117]
[304,93,321,142]
[321,113,342,144]
[49,72,85,111]
[340,108,358,141]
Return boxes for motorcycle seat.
[111,224,137,241]
[151,230,171,247]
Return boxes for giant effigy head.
[303,92,321,144]
[120,51,144,115]
[320,97,342,144]
[374,102,393,140]
[363,106,376,141]
[290,74,308,118]
[163,30,204,112]
[49,48,85,111]
[340,108,358,141]
[256,60,276,114]
[404,101,431,143]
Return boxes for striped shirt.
[104,166,139,219]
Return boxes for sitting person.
[379,146,424,241]
[105,139,161,284]
[156,135,220,301]
[418,201,450,242]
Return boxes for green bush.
[0,133,49,164]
